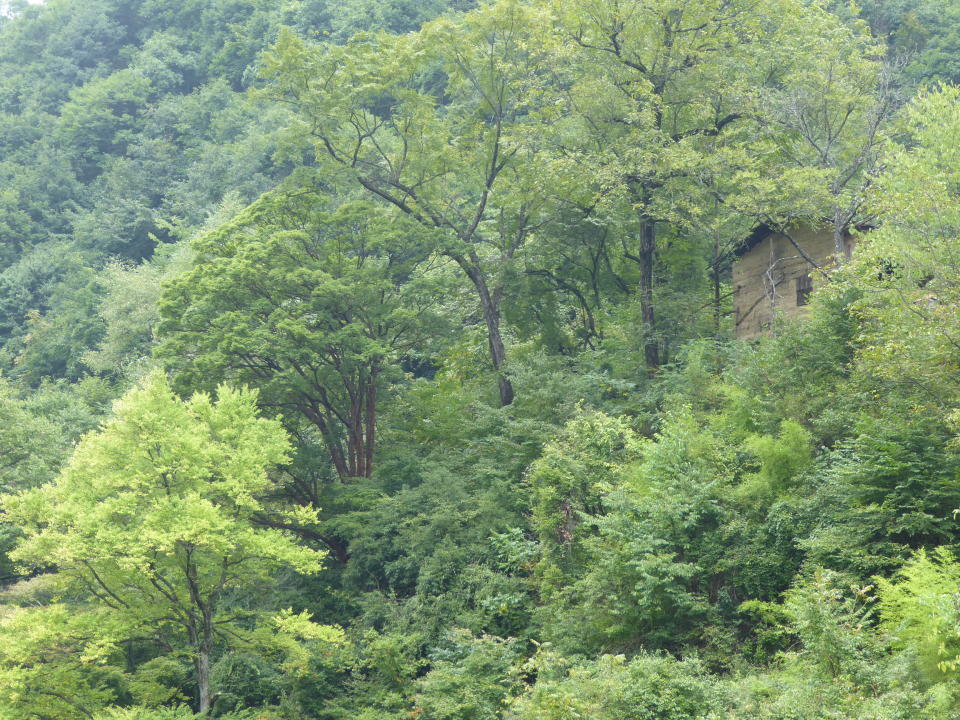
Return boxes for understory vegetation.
[3,0,960,717]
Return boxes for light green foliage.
[574,410,728,650]
[739,420,814,499]
[532,408,730,652]
[509,652,727,720]
[746,2,889,242]
[543,0,876,365]
[3,372,329,712]
[783,570,880,682]
[301,0,476,42]
[724,569,954,720]
[261,0,561,405]
[84,242,194,381]
[0,604,127,720]
[1,1,960,718]
[529,411,642,589]
[92,709,196,720]
[0,378,63,493]
[0,375,102,588]
[414,630,521,720]
[877,548,960,678]
[746,420,813,485]
[847,86,960,415]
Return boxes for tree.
[529,411,642,595]
[756,12,895,260]
[877,547,960,679]
[82,242,193,382]
[260,0,559,406]
[413,630,521,720]
[547,0,885,364]
[0,376,70,586]
[509,652,726,720]
[846,86,960,410]
[0,604,130,720]
[0,377,63,494]
[55,67,155,183]
[546,0,771,368]
[3,372,327,714]
[295,0,478,43]
[157,186,438,482]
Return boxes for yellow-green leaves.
[0,372,328,714]
[266,608,345,677]
[0,604,129,719]
[6,372,307,572]
[876,547,960,679]
[843,86,960,424]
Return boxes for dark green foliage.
[210,653,284,714]
[2,1,960,719]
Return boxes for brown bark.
[344,369,376,478]
[302,382,379,481]
[302,404,351,480]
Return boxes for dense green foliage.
[3,0,960,718]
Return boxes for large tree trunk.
[196,646,211,715]
[186,552,215,715]
[347,388,363,478]
[461,261,514,406]
[637,215,660,370]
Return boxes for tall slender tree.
[260,1,558,406]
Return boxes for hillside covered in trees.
[4,0,960,717]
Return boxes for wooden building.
[732,225,853,340]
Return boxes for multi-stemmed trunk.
[302,365,380,480]
[343,367,378,478]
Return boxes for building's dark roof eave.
[735,220,873,260]
[734,223,775,259]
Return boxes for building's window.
[796,274,813,306]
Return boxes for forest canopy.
[2,0,960,718]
